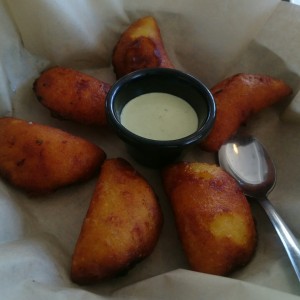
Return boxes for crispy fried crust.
[0,117,106,195]
[33,67,111,126]
[71,158,163,284]
[201,73,292,152]
[112,16,174,78]
[162,162,257,276]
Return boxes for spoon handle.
[260,197,300,282]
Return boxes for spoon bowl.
[219,135,276,198]
[219,134,300,282]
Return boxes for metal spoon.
[218,134,300,281]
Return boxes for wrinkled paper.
[1,0,300,299]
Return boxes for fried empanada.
[162,162,256,276]
[0,117,106,195]
[33,67,111,126]
[112,16,174,79]
[201,73,292,152]
[71,158,163,284]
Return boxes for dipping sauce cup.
[106,68,216,167]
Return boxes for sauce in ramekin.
[120,92,198,140]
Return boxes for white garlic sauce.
[120,92,198,140]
